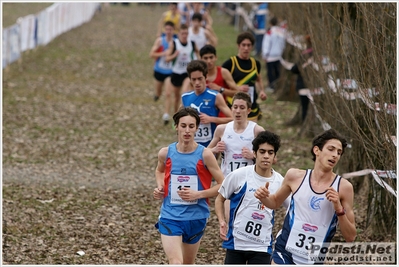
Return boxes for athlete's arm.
[200,148,225,197]
[165,40,177,62]
[326,179,357,242]
[204,28,218,47]
[154,147,168,199]
[220,68,240,97]
[149,37,163,59]
[213,93,233,124]
[207,124,226,155]
[255,168,299,209]
[193,42,200,60]
[254,124,266,137]
[203,11,213,27]
[255,64,267,101]
[215,193,228,240]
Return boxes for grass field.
[2,3,375,265]
[3,3,53,27]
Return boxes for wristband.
[336,208,346,216]
[219,87,225,94]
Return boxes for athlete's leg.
[247,251,271,264]
[164,83,172,114]
[154,79,163,101]
[173,85,182,113]
[224,249,247,264]
[161,234,184,264]
[163,77,177,124]
[181,239,202,264]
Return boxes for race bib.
[285,219,328,258]
[158,57,171,70]
[233,206,272,245]
[228,160,249,173]
[170,174,198,205]
[194,123,212,143]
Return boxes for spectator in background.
[289,35,313,122]
[252,3,268,58]
[262,17,286,93]
[279,35,313,122]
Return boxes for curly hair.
[252,130,281,154]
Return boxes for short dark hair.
[186,60,208,78]
[192,12,203,22]
[237,31,255,46]
[180,24,188,31]
[173,107,200,127]
[252,131,281,154]
[311,129,348,161]
[164,21,175,28]
[200,44,216,58]
[232,92,252,109]
[270,17,278,26]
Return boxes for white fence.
[3,2,101,68]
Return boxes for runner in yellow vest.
[222,32,267,122]
[156,3,181,38]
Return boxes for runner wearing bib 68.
[215,131,290,264]
[181,60,233,147]
[254,129,357,265]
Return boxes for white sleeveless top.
[172,39,196,74]
[220,121,256,176]
[188,26,207,50]
[277,169,341,264]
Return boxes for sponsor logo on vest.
[232,154,243,159]
[240,136,252,141]
[251,212,265,220]
[309,196,324,211]
[177,176,190,182]
[302,223,318,232]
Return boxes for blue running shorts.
[155,217,207,244]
